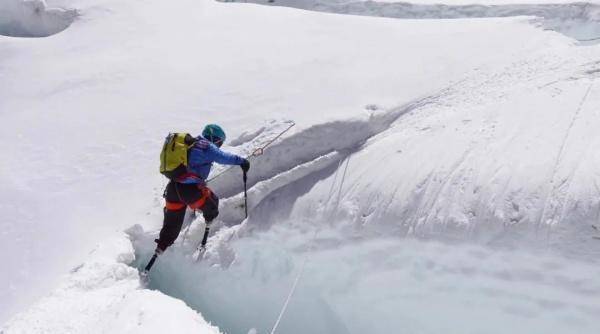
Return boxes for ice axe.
[205,121,295,183]
[243,170,248,219]
[143,253,158,273]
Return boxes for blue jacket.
[179,136,245,184]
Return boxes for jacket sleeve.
[207,144,245,165]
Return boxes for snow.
[2,0,600,332]
[127,37,600,333]
[382,0,600,4]
[237,0,600,41]
[2,233,221,333]
[130,226,600,334]
[0,0,77,37]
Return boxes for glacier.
[2,0,600,333]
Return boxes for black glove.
[240,159,250,173]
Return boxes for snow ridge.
[208,83,456,200]
[225,0,600,41]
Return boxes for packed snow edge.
[1,231,222,334]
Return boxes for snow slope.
[0,0,560,324]
[2,0,600,332]
[127,37,600,333]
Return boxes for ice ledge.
[1,233,221,334]
[0,0,77,38]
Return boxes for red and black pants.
[155,181,219,252]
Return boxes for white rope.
[268,251,311,334]
[332,156,351,217]
[538,82,593,234]
[269,154,352,334]
[207,121,296,183]
[325,158,344,205]
[268,227,319,334]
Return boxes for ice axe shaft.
[243,170,248,218]
[143,253,158,273]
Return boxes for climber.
[154,124,250,255]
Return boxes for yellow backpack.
[159,133,197,179]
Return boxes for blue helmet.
[202,124,226,146]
